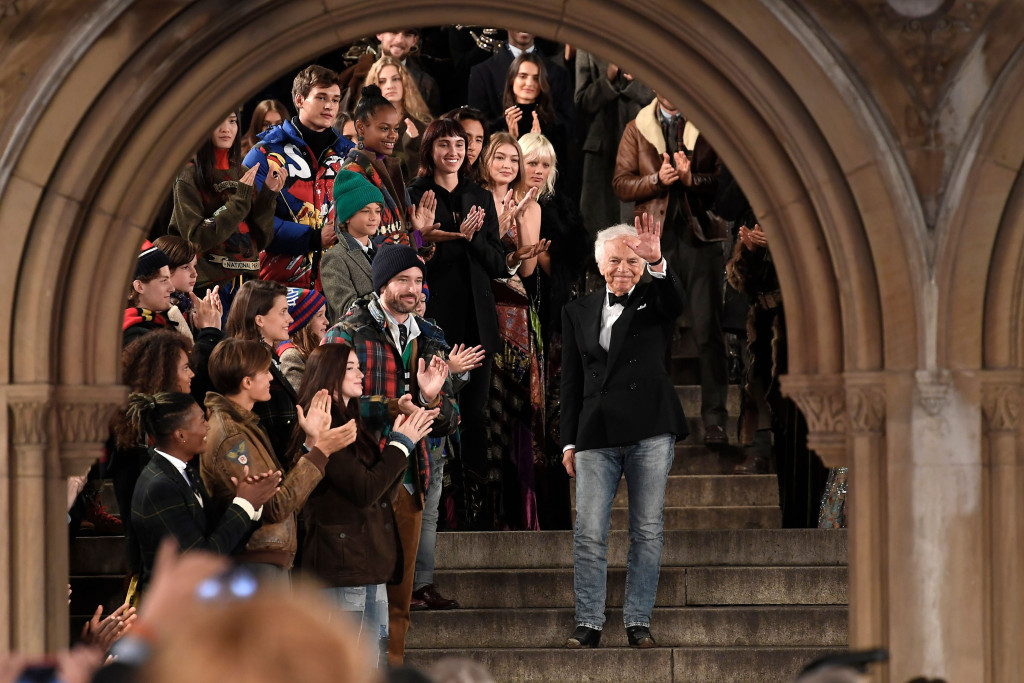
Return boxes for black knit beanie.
[372,244,424,294]
[135,241,171,280]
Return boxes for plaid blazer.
[323,294,459,502]
[130,450,253,587]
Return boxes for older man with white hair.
[560,213,688,650]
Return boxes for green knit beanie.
[332,170,385,227]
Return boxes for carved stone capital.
[915,368,951,416]
[980,373,1023,433]
[6,384,55,446]
[9,400,53,445]
[845,374,887,435]
[55,385,128,475]
[780,374,847,467]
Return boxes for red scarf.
[123,307,168,330]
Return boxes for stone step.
[672,444,747,474]
[406,646,845,683]
[405,606,847,649]
[432,566,848,608]
[675,384,741,416]
[70,536,128,576]
[435,529,847,569]
[679,417,740,446]
[591,505,782,530]
[571,475,779,509]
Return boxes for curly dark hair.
[113,329,194,447]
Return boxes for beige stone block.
[0,175,43,383]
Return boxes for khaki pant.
[386,486,422,665]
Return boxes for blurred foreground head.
[143,577,373,683]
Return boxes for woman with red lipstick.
[408,118,548,529]
[170,112,285,315]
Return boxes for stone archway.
[3,1,1021,680]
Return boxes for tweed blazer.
[131,449,253,587]
[321,232,375,323]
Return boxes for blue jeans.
[414,445,445,589]
[324,584,389,669]
[573,433,675,629]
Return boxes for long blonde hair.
[481,132,527,198]
[364,56,432,123]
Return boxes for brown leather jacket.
[613,99,723,240]
[301,425,408,587]
[200,392,327,568]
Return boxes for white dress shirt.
[154,449,261,520]
[508,44,536,59]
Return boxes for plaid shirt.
[323,294,459,499]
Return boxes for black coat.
[408,176,509,353]
[466,47,574,140]
[560,266,690,451]
[130,450,254,587]
[301,425,408,587]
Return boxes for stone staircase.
[404,385,849,681]
[68,385,849,680]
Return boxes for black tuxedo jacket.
[130,450,254,586]
[560,267,689,451]
[466,47,574,135]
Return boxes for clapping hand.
[392,407,438,444]
[507,239,551,266]
[504,105,523,138]
[190,286,223,330]
[658,153,679,187]
[447,344,486,374]
[232,465,281,508]
[530,110,541,134]
[80,603,136,653]
[739,223,767,251]
[498,187,539,241]
[264,163,287,193]
[460,205,486,240]
[626,212,663,266]
[315,419,358,454]
[672,151,692,186]
[405,118,420,139]
[297,389,333,446]
[412,191,463,243]
[417,355,449,403]
[238,165,259,187]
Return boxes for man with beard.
[322,243,459,665]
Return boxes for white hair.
[594,223,639,265]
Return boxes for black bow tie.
[608,292,629,307]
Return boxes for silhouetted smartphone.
[16,663,59,683]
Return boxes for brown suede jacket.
[612,99,721,239]
[200,392,327,568]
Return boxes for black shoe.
[703,424,728,448]
[626,625,657,648]
[565,625,602,649]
